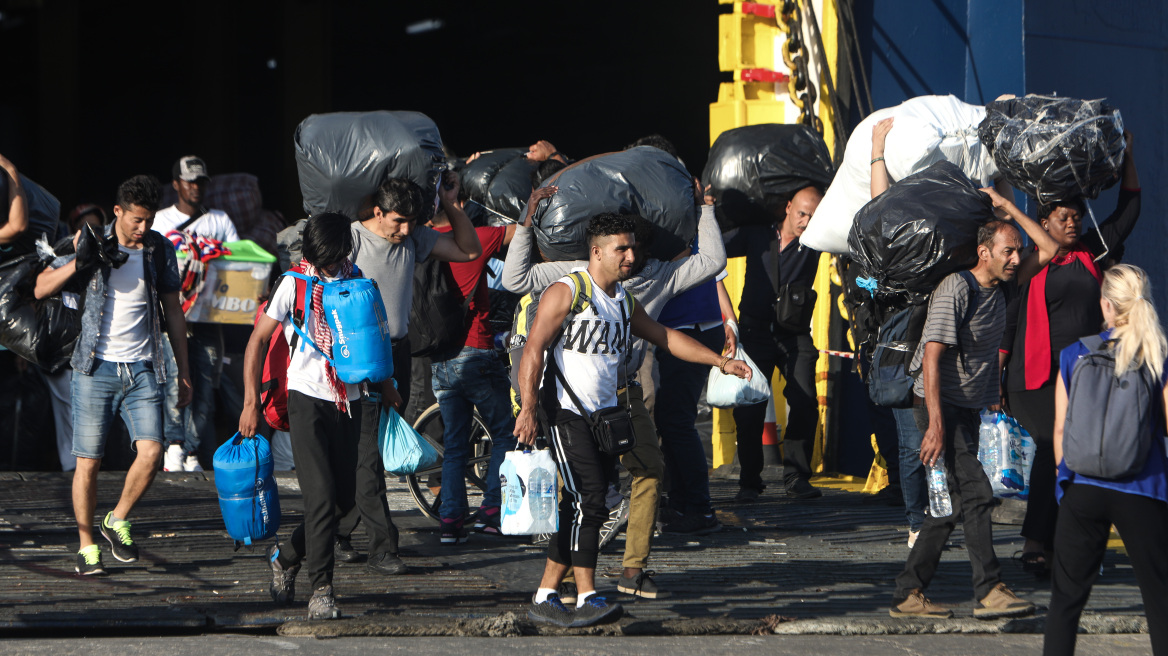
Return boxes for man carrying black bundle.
[332,172,481,569]
[723,184,824,502]
[890,220,1035,620]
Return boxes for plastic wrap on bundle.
[294,111,446,220]
[459,148,538,226]
[0,173,64,260]
[700,124,835,230]
[0,236,82,374]
[530,146,698,262]
[848,161,994,303]
[979,95,1125,204]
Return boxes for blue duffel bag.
[214,433,280,548]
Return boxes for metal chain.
[778,0,822,133]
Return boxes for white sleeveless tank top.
[552,269,632,416]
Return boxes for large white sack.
[801,95,999,254]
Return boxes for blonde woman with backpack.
[1046,263,1168,655]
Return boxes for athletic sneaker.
[267,543,300,605]
[440,518,469,545]
[473,506,502,536]
[307,585,340,620]
[663,513,722,536]
[907,529,920,549]
[570,595,623,627]
[75,544,105,576]
[974,583,1035,619]
[617,570,667,599]
[598,497,630,549]
[527,593,575,628]
[890,589,952,618]
[99,512,139,562]
[182,454,204,472]
[163,444,184,472]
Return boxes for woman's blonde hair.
[1101,263,1166,379]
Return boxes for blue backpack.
[214,433,280,548]
[868,270,981,407]
[286,271,394,384]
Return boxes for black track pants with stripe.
[547,410,618,570]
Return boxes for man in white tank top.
[514,213,752,628]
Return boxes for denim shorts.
[72,359,164,459]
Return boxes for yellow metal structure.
[709,0,890,488]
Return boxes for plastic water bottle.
[528,465,556,521]
[927,461,953,518]
[978,414,998,481]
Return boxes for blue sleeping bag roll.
[287,272,394,384]
[214,433,280,547]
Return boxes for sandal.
[1013,550,1050,578]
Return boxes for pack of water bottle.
[977,411,1036,500]
[499,448,559,535]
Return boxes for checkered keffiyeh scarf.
[299,258,355,413]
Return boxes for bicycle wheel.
[405,402,493,522]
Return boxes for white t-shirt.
[153,206,239,242]
[552,270,632,416]
[265,276,360,403]
[94,247,153,363]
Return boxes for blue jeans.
[655,325,724,516]
[161,327,220,458]
[71,359,163,459]
[895,405,927,531]
[431,346,517,521]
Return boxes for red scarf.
[299,258,355,413]
[1024,245,1101,389]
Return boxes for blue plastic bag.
[378,406,440,475]
[213,433,280,547]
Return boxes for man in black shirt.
[723,185,824,501]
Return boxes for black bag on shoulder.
[770,239,817,333]
[551,363,637,456]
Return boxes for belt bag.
[774,283,817,333]
[585,405,637,456]
[550,363,637,456]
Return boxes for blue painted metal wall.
[854,0,1168,312]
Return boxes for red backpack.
[257,266,308,432]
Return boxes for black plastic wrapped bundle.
[701,124,835,230]
[530,147,697,262]
[979,95,1125,204]
[848,161,994,303]
[0,173,63,260]
[294,111,445,220]
[459,148,538,226]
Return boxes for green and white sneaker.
[99,512,139,563]
[75,544,106,576]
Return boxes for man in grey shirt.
[503,189,724,598]
[891,220,1034,620]
[337,174,482,571]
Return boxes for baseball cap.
[173,156,210,182]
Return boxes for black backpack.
[1063,335,1160,479]
[408,258,474,359]
[868,270,980,408]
